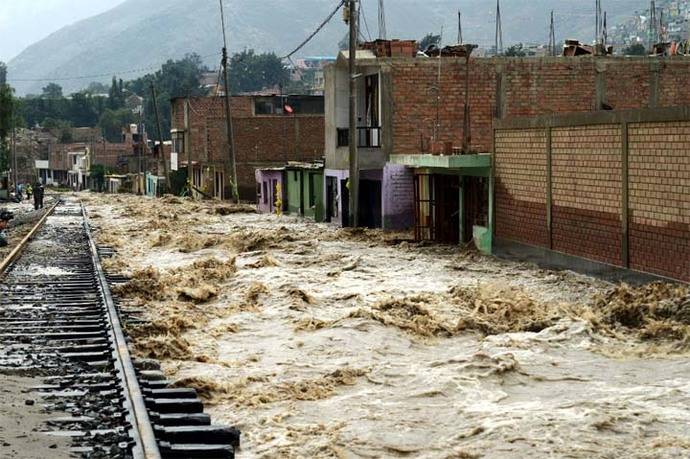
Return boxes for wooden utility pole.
[495,0,503,55]
[348,0,359,227]
[219,0,239,203]
[11,123,17,195]
[150,81,170,192]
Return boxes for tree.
[108,77,125,110]
[504,43,527,57]
[0,62,6,86]
[89,164,113,192]
[98,108,136,143]
[418,33,441,52]
[85,81,109,94]
[42,83,63,99]
[229,50,289,94]
[623,43,647,56]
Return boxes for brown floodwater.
[83,193,690,459]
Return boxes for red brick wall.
[494,129,548,247]
[389,57,690,155]
[391,60,496,155]
[628,121,690,281]
[171,96,324,199]
[495,119,690,283]
[551,125,623,266]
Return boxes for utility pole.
[594,0,601,49]
[11,123,17,196]
[378,0,386,40]
[649,0,658,51]
[458,10,463,44]
[495,0,503,55]
[549,11,557,56]
[219,0,239,203]
[150,81,170,193]
[347,0,359,227]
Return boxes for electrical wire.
[9,52,222,83]
[280,0,347,59]
[359,0,373,42]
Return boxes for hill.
[8,0,648,95]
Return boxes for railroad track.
[0,199,240,458]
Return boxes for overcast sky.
[0,0,125,62]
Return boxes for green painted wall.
[301,171,324,221]
[286,170,302,215]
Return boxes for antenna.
[495,0,503,55]
[549,11,557,56]
[378,0,387,40]
[458,10,463,44]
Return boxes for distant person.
[0,208,14,247]
[16,183,23,201]
[33,179,44,210]
[26,184,33,201]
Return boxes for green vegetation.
[418,33,441,51]
[229,50,289,94]
[623,43,647,56]
[504,43,528,57]
[90,164,114,192]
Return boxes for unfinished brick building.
[325,50,690,241]
[170,95,324,200]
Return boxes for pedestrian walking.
[33,179,44,210]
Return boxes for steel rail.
[0,200,61,276]
[82,203,162,459]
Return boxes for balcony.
[337,127,382,148]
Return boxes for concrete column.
[621,121,630,267]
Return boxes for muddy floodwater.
[82,193,690,459]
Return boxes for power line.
[280,0,346,59]
[9,52,222,83]
[360,0,373,41]
[378,0,387,40]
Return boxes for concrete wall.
[494,108,690,283]
[382,163,414,230]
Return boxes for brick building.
[170,95,324,200]
[324,49,690,241]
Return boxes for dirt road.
[83,193,690,459]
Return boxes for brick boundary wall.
[494,108,690,283]
[388,57,690,155]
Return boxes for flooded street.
[83,193,690,459]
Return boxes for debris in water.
[178,284,219,303]
[350,295,455,338]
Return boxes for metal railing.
[337,127,382,148]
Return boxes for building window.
[254,96,324,115]
[171,131,185,154]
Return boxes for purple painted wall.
[382,164,415,230]
[256,169,284,214]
